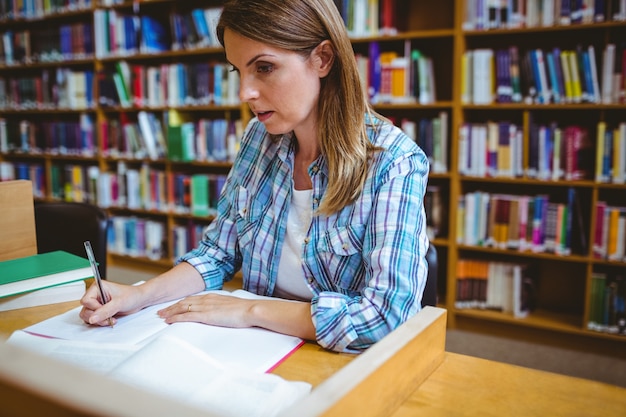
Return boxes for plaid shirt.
[179,116,430,352]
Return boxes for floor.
[107,265,626,388]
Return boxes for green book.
[0,251,93,298]
[166,124,184,161]
[190,174,210,217]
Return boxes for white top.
[274,188,314,301]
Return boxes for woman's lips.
[256,111,273,122]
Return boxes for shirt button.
[307,276,315,284]
[304,237,310,244]
[312,165,319,173]
[342,243,349,250]
[313,198,319,205]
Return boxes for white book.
[601,44,615,104]
[0,280,85,312]
[458,123,470,175]
[10,288,305,374]
[472,49,494,105]
[7,288,310,417]
[137,111,159,160]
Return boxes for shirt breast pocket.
[318,224,366,291]
[234,186,269,249]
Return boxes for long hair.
[216,0,380,215]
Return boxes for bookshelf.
[1,0,625,348]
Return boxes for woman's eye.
[256,63,274,74]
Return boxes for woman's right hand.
[79,280,144,327]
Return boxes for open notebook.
[7,288,309,417]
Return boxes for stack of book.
[0,250,93,312]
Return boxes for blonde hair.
[217,0,381,215]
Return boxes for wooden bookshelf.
[1,0,625,349]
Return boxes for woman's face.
[224,28,330,138]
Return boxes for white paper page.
[110,335,311,417]
[22,289,231,344]
[16,289,303,374]
[7,330,139,373]
[22,301,172,344]
[160,322,303,373]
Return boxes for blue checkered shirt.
[179,116,430,352]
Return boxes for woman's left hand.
[157,293,255,328]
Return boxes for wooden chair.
[0,180,37,262]
[34,201,109,279]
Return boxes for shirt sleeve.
[311,147,430,352]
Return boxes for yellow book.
[560,50,573,102]
[461,51,471,104]
[72,165,84,203]
[595,121,606,182]
[567,51,582,103]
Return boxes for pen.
[83,241,114,328]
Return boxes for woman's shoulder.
[366,115,423,159]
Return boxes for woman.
[81,0,430,353]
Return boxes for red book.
[381,0,397,35]
[132,64,144,107]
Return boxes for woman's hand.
[79,280,144,327]
[158,293,317,341]
[157,293,255,328]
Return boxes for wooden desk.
[2,303,626,417]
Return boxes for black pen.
[84,241,114,328]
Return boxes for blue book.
[368,41,381,102]
[545,52,561,103]
[581,48,596,102]
[59,25,72,57]
[140,16,169,53]
[594,0,606,21]
[560,0,572,24]
[213,63,224,105]
[191,9,211,44]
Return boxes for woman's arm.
[158,292,317,341]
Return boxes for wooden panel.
[0,180,37,262]
[281,306,447,417]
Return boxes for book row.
[458,119,626,183]
[0,22,94,65]
[588,270,626,335]
[0,0,91,20]
[334,0,401,37]
[172,220,210,260]
[593,201,626,262]
[356,40,437,105]
[0,68,94,110]
[0,160,227,218]
[462,0,626,31]
[455,259,536,319]
[0,111,242,164]
[398,111,449,174]
[98,60,240,109]
[108,215,166,261]
[463,43,626,105]
[99,113,241,163]
[457,188,588,256]
[93,6,223,58]
[0,113,95,155]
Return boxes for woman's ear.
[314,40,335,78]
